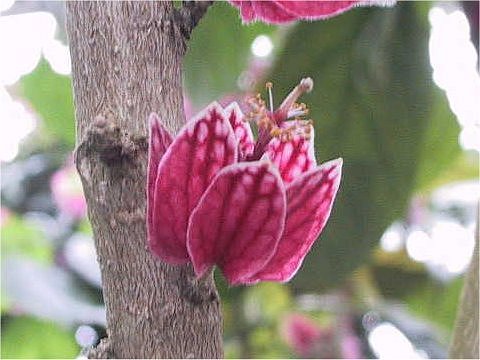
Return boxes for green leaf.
[19,58,75,146]
[1,316,79,359]
[265,3,460,290]
[184,2,276,107]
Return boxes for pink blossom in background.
[147,78,342,285]
[1,207,11,226]
[281,314,323,357]
[340,333,363,359]
[229,0,395,24]
[282,313,363,358]
[50,158,87,220]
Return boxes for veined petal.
[187,161,287,285]
[247,158,342,283]
[230,1,256,23]
[266,126,316,184]
[224,102,255,159]
[276,1,357,19]
[251,0,298,24]
[147,113,173,246]
[150,102,238,264]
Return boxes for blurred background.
[1,1,478,358]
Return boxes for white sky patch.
[368,322,426,359]
[0,10,72,162]
[0,0,15,13]
[428,221,475,275]
[251,34,273,58]
[0,11,71,85]
[0,86,36,162]
[431,180,480,208]
[429,6,480,152]
[406,229,431,263]
[380,222,405,252]
[405,219,475,281]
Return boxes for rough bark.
[65,2,222,358]
[449,207,479,359]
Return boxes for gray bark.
[65,2,222,358]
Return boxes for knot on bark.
[173,1,213,40]
[75,114,148,167]
[86,338,113,359]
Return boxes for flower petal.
[266,126,316,184]
[276,1,357,19]
[150,103,238,264]
[230,1,256,23]
[187,161,287,285]
[251,0,298,24]
[224,102,255,159]
[147,113,173,244]
[247,158,342,283]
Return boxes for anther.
[299,77,313,93]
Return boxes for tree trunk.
[449,207,479,359]
[65,2,222,358]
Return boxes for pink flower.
[229,0,395,24]
[281,314,324,357]
[148,78,342,285]
[50,158,87,220]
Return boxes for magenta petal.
[147,113,173,241]
[150,102,238,264]
[247,158,342,283]
[224,102,255,159]
[229,1,256,23]
[276,1,357,19]
[266,127,316,184]
[187,161,287,285]
[251,0,298,24]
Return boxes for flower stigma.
[246,78,315,160]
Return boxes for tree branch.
[66,2,221,358]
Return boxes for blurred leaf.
[415,88,462,190]
[248,326,289,358]
[422,152,479,191]
[244,283,292,323]
[1,316,79,359]
[373,263,429,299]
[184,2,276,107]
[19,58,75,146]
[78,218,93,236]
[266,3,459,290]
[1,215,52,263]
[405,278,463,331]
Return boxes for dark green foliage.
[265,3,459,289]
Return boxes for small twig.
[173,1,214,40]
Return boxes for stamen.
[246,77,316,161]
[266,82,274,113]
